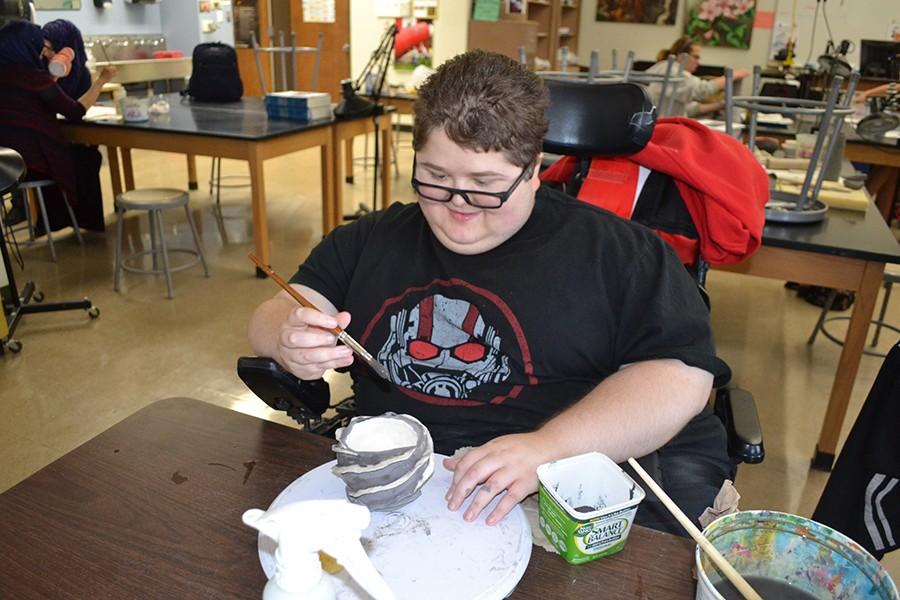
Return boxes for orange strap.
[577,157,640,219]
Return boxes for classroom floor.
[2,135,899,582]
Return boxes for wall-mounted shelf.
[527,0,579,69]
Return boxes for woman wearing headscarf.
[42,19,92,100]
[41,18,106,232]
[0,20,113,232]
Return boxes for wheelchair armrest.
[714,385,765,465]
[236,356,331,427]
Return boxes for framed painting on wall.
[33,0,81,8]
[595,0,676,26]
[684,0,756,49]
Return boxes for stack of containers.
[265,91,333,121]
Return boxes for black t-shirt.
[291,186,730,454]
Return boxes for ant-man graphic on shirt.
[361,279,537,407]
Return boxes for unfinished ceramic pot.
[332,413,434,511]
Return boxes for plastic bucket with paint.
[536,452,645,565]
[696,510,898,600]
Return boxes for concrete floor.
[2,134,899,582]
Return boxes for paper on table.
[774,181,869,211]
[697,119,745,132]
[755,113,794,126]
[83,105,121,121]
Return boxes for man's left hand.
[443,432,554,525]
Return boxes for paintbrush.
[248,253,391,381]
[96,39,112,64]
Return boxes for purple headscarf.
[42,19,91,98]
[0,20,44,70]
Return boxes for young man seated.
[248,50,732,535]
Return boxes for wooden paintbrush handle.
[248,253,341,336]
[626,458,762,600]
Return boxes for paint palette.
[257,454,533,600]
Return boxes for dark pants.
[623,404,731,537]
[11,144,105,236]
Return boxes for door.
[290,0,350,99]
[234,0,271,96]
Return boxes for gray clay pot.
[332,413,434,511]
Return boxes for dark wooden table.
[61,94,393,271]
[62,95,335,270]
[0,398,695,599]
[843,126,900,223]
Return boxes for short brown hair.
[413,50,549,169]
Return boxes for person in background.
[248,50,733,535]
[41,18,106,233]
[856,82,895,101]
[0,20,113,231]
[41,19,91,99]
[646,35,750,117]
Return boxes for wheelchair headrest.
[542,80,656,157]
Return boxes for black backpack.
[184,42,243,102]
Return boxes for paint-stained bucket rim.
[695,510,899,600]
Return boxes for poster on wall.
[376,0,411,18]
[684,0,757,49]
[394,18,433,71]
[33,0,81,9]
[233,0,259,46]
[303,0,336,23]
[595,0,676,25]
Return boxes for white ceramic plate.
[257,454,532,600]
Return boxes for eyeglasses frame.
[410,155,535,209]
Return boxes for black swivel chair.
[0,147,99,354]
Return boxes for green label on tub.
[538,485,632,565]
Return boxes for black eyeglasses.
[410,155,534,209]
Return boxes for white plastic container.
[122,96,150,122]
[537,452,645,564]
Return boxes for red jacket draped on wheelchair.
[538,79,768,277]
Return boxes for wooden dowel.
[626,458,763,600]
[248,253,340,336]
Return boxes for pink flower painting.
[685,0,756,48]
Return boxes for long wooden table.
[718,203,900,469]
[844,130,900,223]
[0,398,696,599]
[63,95,392,274]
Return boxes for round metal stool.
[12,179,83,262]
[114,188,209,299]
[807,272,900,358]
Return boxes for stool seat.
[116,188,189,210]
[16,179,55,189]
[113,187,208,299]
[8,178,83,262]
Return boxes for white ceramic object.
[332,413,434,511]
[257,455,532,600]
